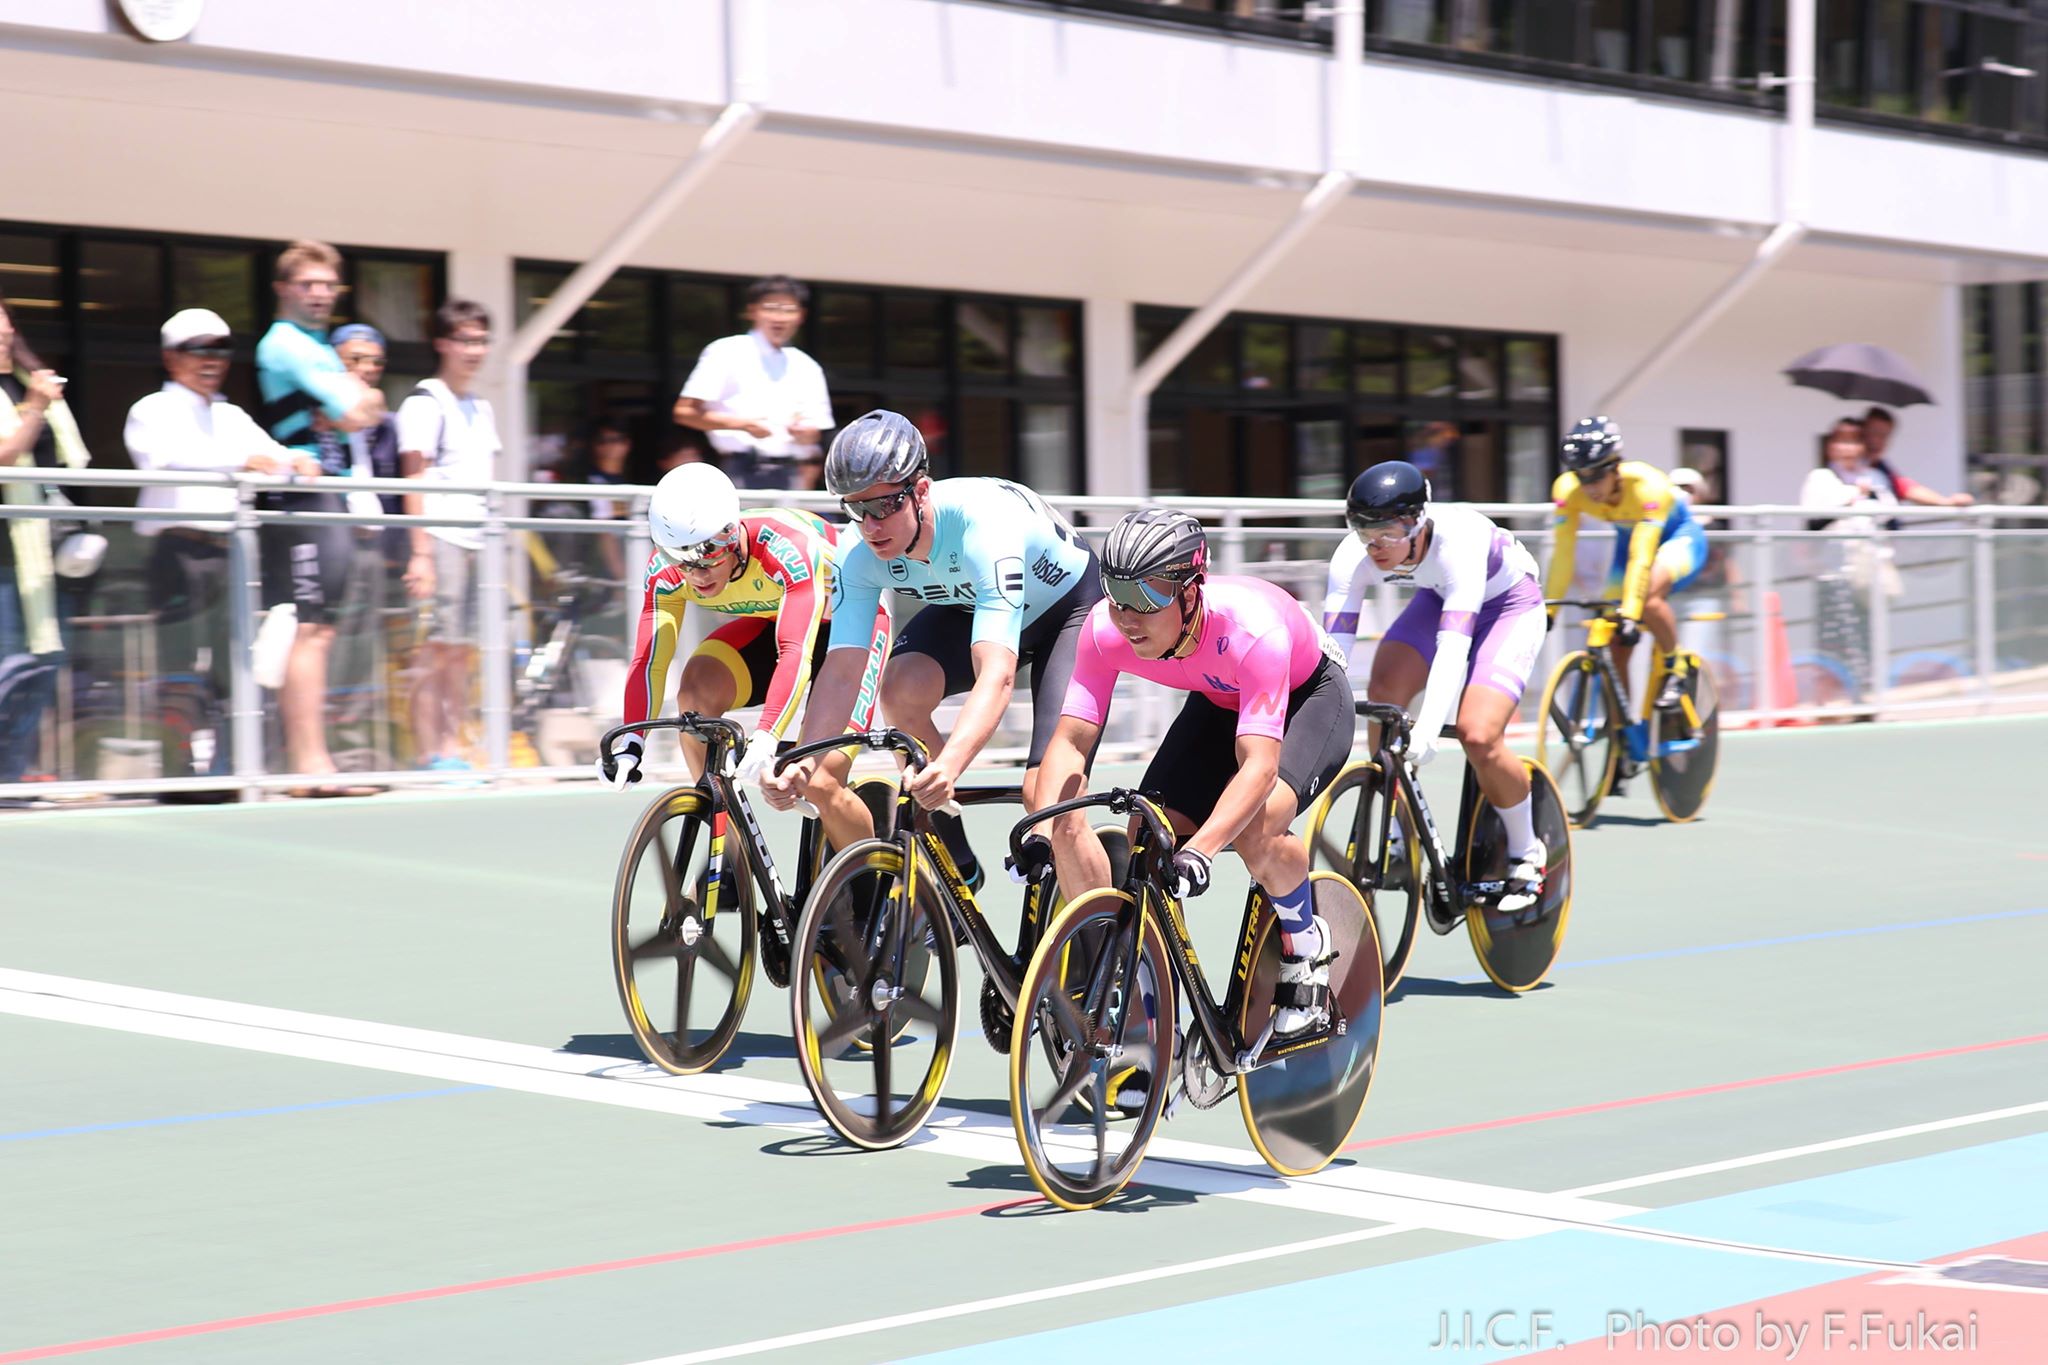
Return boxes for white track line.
[0,968,1629,1239]
[1564,1098,2048,1197]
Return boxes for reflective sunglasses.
[177,342,233,359]
[672,526,744,570]
[840,486,914,523]
[1580,458,1621,483]
[1102,574,1182,615]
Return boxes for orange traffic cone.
[1759,590,1812,728]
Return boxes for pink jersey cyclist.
[1064,574,1353,821]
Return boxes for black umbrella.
[1782,343,1935,407]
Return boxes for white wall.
[8,0,2047,264]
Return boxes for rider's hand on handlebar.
[1170,847,1212,900]
[906,752,961,810]
[599,735,644,791]
[761,754,812,811]
[732,730,779,786]
[1409,731,1439,770]
[1614,617,1642,647]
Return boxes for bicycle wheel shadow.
[1575,812,1683,829]
[947,1164,1197,1217]
[557,1031,803,1068]
[1389,976,1557,1002]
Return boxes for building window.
[1678,428,1731,503]
[0,221,442,492]
[1140,305,1559,504]
[518,264,1086,492]
[1010,1,2048,153]
[1964,280,2047,505]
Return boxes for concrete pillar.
[1083,298,1143,500]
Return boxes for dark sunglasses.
[841,486,913,523]
[1102,575,1181,615]
[177,342,233,359]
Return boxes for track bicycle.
[1535,598,1720,825]
[1008,789,1383,1210]
[778,729,1130,1151]
[1305,700,1574,993]
[603,714,896,1076]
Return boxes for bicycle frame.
[776,727,1062,1012]
[600,714,827,961]
[1351,700,1507,931]
[1024,790,1337,1081]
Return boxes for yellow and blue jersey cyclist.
[1542,417,1708,738]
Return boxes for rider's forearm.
[935,643,1016,770]
[1620,521,1661,620]
[794,649,863,747]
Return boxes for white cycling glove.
[599,735,644,790]
[733,730,779,786]
[1409,731,1439,769]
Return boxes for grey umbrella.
[1782,343,1935,407]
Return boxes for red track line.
[1347,1031,2048,1151]
[0,1196,1040,1362]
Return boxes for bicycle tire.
[610,786,757,1076]
[1649,651,1720,823]
[1237,873,1384,1177]
[1461,760,1574,993]
[1302,760,1421,991]
[1535,650,1618,827]
[789,839,958,1150]
[1008,888,1176,1211]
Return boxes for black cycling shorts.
[1139,654,1354,827]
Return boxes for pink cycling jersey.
[1062,576,1340,741]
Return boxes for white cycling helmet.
[648,463,743,567]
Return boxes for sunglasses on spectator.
[177,342,233,358]
[1103,575,1182,615]
[841,486,914,523]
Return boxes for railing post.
[1868,527,1891,711]
[1973,513,1997,701]
[480,488,512,774]
[227,480,265,795]
[1218,510,1246,575]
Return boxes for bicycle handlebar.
[771,727,932,776]
[597,713,744,781]
[1546,597,1622,616]
[1007,789,1175,870]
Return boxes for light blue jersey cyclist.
[766,413,1103,881]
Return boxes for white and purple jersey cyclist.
[1041,509,1354,1043]
[1326,462,1550,909]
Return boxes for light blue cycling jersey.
[256,319,358,474]
[828,478,1095,653]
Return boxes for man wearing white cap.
[126,308,309,793]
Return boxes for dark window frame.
[519,262,1089,492]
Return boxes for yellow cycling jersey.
[1544,460,1681,621]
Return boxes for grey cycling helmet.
[824,409,929,496]
[1100,508,1207,613]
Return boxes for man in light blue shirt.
[254,239,386,796]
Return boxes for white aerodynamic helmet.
[648,463,743,566]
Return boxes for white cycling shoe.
[1498,840,1548,914]
[1273,914,1335,1037]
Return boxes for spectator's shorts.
[258,491,352,626]
[429,537,479,645]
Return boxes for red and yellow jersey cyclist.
[1543,416,1709,714]
[597,463,889,851]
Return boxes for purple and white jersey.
[1322,503,1540,655]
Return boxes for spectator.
[397,298,501,772]
[672,274,833,491]
[255,240,387,796]
[656,427,712,475]
[0,290,88,795]
[332,322,408,568]
[1405,421,1460,501]
[127,309,305,795]
[1860,406,1975,511]
[1801,419,1896,703]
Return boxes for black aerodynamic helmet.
[1345,461,1430,534]
[1560,416,1624,474]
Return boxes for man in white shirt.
[125,308,308,791]
[397,298,500,770]
[672,275,834,492]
